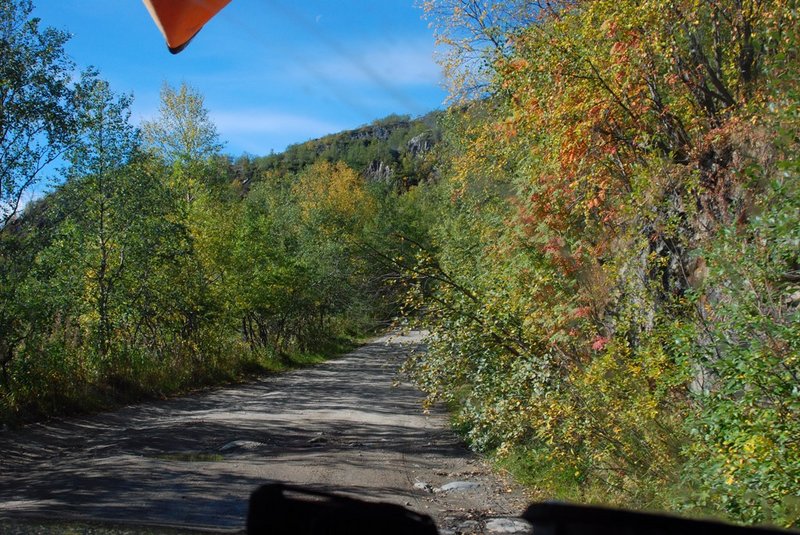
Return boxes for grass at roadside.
[442,388,663,513]
[0,518,232,535]
[0,334,363,429]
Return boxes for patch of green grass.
[0,519,223,534]
[493,443,684,517]
[494,444,584,502]
[288,337,358,367]
[153,452,224,463]
[1,332,364,428]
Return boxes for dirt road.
[0,332,530,534]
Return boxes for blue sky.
[33,0,447,156]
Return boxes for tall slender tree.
[60,75,139,359]
[0,0,78,386]
[0,0,77,229]
[141,82,224,202]
[142,82,222,166]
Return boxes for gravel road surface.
[0,332,530,534]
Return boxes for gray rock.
[437,481,481,492]
[456,520,482,534]
[484,517,532,534]
[413,481,434,493]
[308,435,327,444]
[407,133,434,157]
[219,440,263,452]
[364,159,394,183]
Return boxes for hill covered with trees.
[251,112,442,187]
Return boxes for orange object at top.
[143,0,232,54]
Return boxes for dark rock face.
[364,160,394,183]
[348,123,410,142]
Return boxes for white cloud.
[291,40,443,88]
[211,110,342,136]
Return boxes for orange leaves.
[572,306,592,319]
[495,116,519,140]
[585,186,607,210]
[559,139,588,172]
[610,37,631,59]
[602,18,619,37]
[543,235,565,255]
[411,0,798,514]
[509,57,530,71]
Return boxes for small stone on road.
[437,481,481,492]
[484,517,532,534]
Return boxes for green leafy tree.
[141,82,222,167]
[290,161,379,346]
[139,80,232,360]
[141,82,225,202]
[0,0,78,393]
[419,0,543,102]
[56,75,139,359]
[228,178,310,352]
[0,0,77,228]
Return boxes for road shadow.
[0,333,485,530]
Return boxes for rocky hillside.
[249,112,443,190]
